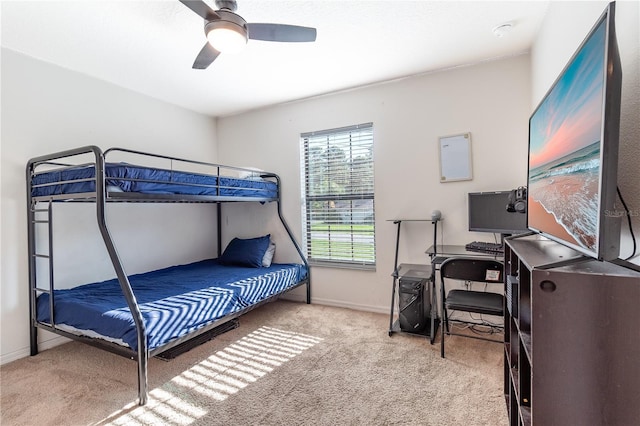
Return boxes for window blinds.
[301,123,376,268]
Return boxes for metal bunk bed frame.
[26,145,310,405]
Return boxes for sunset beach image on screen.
[528,19,606,253]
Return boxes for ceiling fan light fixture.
[207,26,247,54]
[181,0,318,70]
[205,14,248,54]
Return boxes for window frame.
[300,123,376,270]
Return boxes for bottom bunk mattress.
[36,259,307,352]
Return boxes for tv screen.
[527,2,622,261]
[468,191,528,235]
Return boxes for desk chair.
[440,257,504,358]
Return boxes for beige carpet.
[1,301,507,426]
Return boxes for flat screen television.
[468,191,528,236]
[527,2,622,261]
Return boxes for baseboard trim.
[280,294,388,315]
[1,335,70,366]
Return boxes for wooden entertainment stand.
[503,234,640,425]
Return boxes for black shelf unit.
[504,234,640,425]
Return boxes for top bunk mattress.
[30,163,278,199]
[36,259,307,352]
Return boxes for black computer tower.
[398,277,428,332]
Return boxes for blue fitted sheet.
[36,259,307,351]
[31,163,278,199]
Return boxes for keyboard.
[465,241,504,254]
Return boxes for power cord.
[448,310,503,330]
[617,186,637,261]
[448,320,503,336]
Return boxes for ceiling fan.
[179,0,317,69]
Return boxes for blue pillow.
[220,235,271,268]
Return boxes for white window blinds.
[301,123,376,268]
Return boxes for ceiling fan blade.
[247,23,317,42]
[179,0,220,21]
[192,42,221,69]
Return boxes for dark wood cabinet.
[504,234,640,425]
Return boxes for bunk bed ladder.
[27,200,56,354]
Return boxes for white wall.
[217,55,531,312]
[0,49,218,363]
[531,1,640,265]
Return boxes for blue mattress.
[31,163,278,199]
[36,259,307,351]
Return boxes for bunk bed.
[26,146,310,406]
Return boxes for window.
[301,123,375,269]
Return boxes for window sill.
[308,260,376,271]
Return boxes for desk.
[427,245,503,276]
[427,244,504,264]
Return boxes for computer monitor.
[468,191,528,236]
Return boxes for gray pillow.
[262,241,276,267]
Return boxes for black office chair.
[440,257,504,358]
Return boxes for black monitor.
[468,191,528,235]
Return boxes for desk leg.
[388,277,397,336]
[430,279,436,344]
[389,220,402,336]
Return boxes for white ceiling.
[1,1,550,117]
